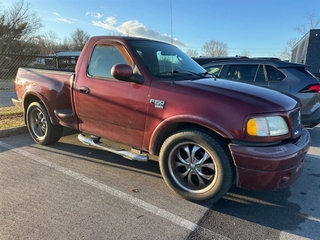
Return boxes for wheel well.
[24,95,40,111]
[152,122,230,155]
[22,95,40,123]
[23,95,56,125]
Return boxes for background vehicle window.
[205,65,222,76]
[157,51,181,74]
[255,65,266,82]
[266,65,285,81]
[226,65,258,82]
[88,44,128,79]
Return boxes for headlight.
[247,116,288,137]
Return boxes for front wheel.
[26,102,63,145]
[159,129,234,202]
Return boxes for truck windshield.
[131,40,208,80]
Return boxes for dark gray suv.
[199,59,320,127]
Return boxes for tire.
[159,129,234,202]
[26,102,63,145]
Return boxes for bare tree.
[69,29,90,51]
[240,50,251,57]
[279,12,320,60]
[29,31,63,55]
[279,38,299,60]
[294,12,320,35]
[201,40,228,56]
[0,0,43,53]
[57,37,73,52]
[288,12,319,60]
[43,31,61,54]
[185,49,199,58]
[107,31,124,36]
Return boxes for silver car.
[199,59,320,127]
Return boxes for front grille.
[291,110,302,137]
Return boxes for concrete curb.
[0,126,28,138]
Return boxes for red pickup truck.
[12,36,310,202]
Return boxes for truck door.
[73,42,149,149]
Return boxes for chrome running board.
[77,134,148,162]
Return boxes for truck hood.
[179,77,299,113]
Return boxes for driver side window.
[87,44,128,79]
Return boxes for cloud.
[53,12,74,24]
[92,16,187,47]
[85,12,103,19]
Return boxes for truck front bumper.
[229,127,311,190]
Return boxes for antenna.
[170,0,173,45]
[169,0,175,81]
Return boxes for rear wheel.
[159,129,234,202]
[26,102,63,145]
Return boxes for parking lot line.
[307,153,320,160]
[0,140,230,240]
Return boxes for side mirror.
[111,64,133,81]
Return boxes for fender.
[148,114,233,154]
[22,90,60,125]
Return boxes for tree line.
[0,0,90,55]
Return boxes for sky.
[1,0,320,58]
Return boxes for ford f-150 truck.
[12,36,311,202]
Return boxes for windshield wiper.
[173,70,212,78]
[155,70,213,84]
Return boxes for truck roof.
[88,35,168,44]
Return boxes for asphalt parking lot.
[0,126,319,239]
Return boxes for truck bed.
[14,67,76,127]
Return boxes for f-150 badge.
[150,99,166,109]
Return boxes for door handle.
[77,86,90,94]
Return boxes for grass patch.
[0,106,24,130]
[0,114,25,130]
[0,106,23,115]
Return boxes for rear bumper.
[229,127,310,190]
[12,98,23,109]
